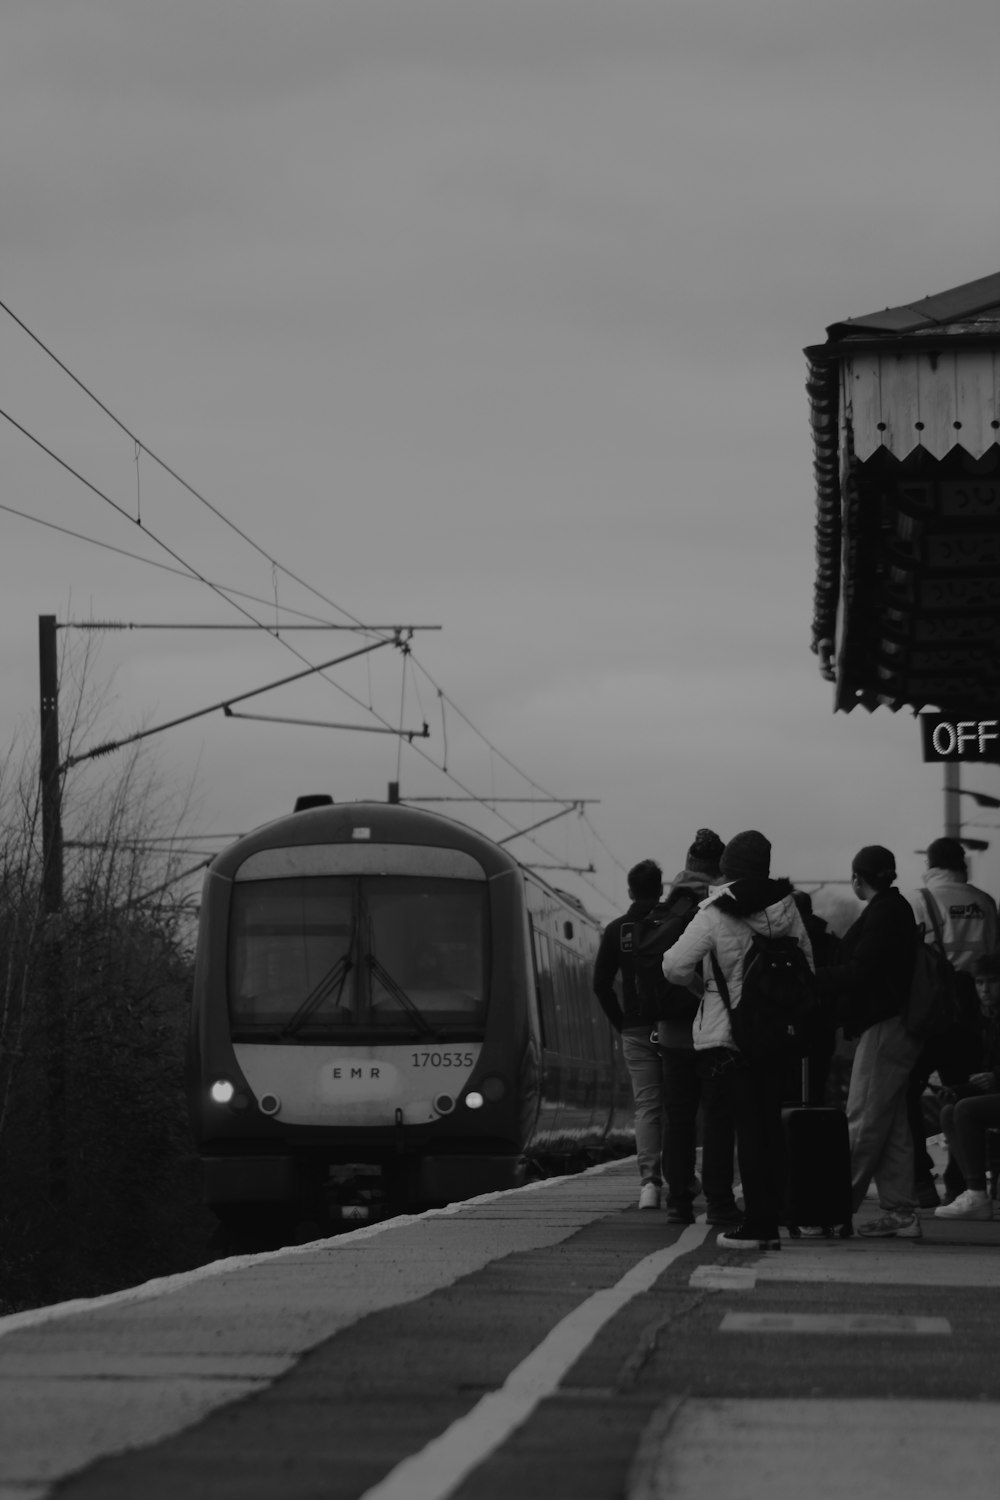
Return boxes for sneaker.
[856,1211,922,1239]
[638,1181,661,1211]
[717,1222,781,1251]
[934,1189,992,1221]
[915,1180,941,1210]
[666,1203,695,1225]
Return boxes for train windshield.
[227,876,488,1039]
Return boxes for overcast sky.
[2,0,999,926]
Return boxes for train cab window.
[227,875,487,1039]
[228,877,356,1035]
[365,879,486,1030]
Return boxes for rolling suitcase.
[782,1058,853,1238]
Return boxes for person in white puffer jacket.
[661,829,813,1251]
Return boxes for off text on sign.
[920,714,1000,762]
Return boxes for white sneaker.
[638,1182,661,1210]
[934,1189,993,1221]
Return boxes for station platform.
[1,1156,999,1500]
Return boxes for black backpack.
[620,889,701,1024]
[711,931,817,1060]
[902,892,964,1042]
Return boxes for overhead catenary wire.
[61,637,395,771]
[0,295,376,636]
[0,408,414,737]
[0,502,364,627]
[0,300,623,905]
[6,409,615,903]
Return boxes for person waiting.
[656,829,739,1227]
[904,836,998,1206]
[814,846,920,1238]
[934,949,1000,1221]
[592,859,671,1210]
[661,829,813,1251]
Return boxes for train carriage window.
[553,947,587,1059]
[532,928,561,1052]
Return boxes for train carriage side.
[522,872,633,1164]
[187,801,630,1229]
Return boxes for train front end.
[188,801,539,1231]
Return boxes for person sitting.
[934,949,1000,1221]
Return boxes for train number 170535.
[410,1051,476,1069]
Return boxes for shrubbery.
[0,657,216,1311]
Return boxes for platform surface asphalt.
[1,1156,999,1500]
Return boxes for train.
[187,795,633,1244]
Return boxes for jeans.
[847,1015,921,1214]
[663,1046,736,1210]
[696,1047,786,1234]
[906,1019,980,1182]
[622,1029,666,1184]
[940,1093,1000,1191]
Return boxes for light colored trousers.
[846,1014,921,1214]
[622,1029,665,1184]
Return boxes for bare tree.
[0,635,212,1310]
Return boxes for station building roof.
[804,272,1000,714]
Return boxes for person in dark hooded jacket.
[814,845,920,1238]
[593,858,671,1209]
[661,830,814,1251]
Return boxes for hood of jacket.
[706,876,799,928]
[669,868,716,896]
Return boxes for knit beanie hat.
[720,830,771,881]
[851,845,896,886]
[972,950,1000,979]
[926,837,967,873]
[685,828,725,879]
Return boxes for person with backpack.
[814,845,921,1238]
[592,858,674,1210]
[660,829,814,1251]
[791,889,841,1107]
[592,844,716,1212]
[656,829,740,1227]
[903,837,998,1206]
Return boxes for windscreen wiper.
[366,953,439,1040]
[280,941,354,1040]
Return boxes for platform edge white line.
[356,1222,711,1500]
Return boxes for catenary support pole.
[39,614,67,1211]
[944,762,961,841]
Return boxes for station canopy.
[805,270,1000,714]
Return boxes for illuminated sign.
[920,714,1000,763]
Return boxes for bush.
[0,658,216,1311]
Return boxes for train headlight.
[481,1075,506,1102]
[210,1079,235,1105]
[464,1091,484,1110]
